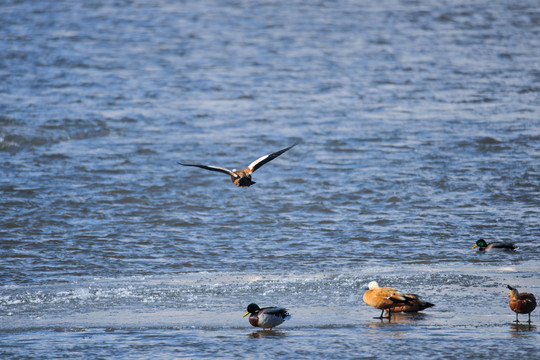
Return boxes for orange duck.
[507,285,536,323]
[178,144,297,187]
[363,281,434,318]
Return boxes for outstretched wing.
[248,143,297,173]
[178,163,238,178]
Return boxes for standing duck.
[472,238,516,251]
[507,285,536,323]
[363,281,411,319]
[243,303,291,330]
[178,143,297,187]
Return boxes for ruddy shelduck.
[507,285,536,323]
[178,144,297,187]
[363,281,434,318]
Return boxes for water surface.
[1,0,539,358]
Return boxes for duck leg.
[375,309,391,319]
[514,313,519,323]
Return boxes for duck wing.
[178,163,238,178]
[247,144,297,173]
[490,242,516,250]
[387,291,408,303]
[403,293,435,310]
[260,307,290,318]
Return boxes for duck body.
[507,285,537,323]
[362,281,410,318]
[179,143,297,187]
[472,239,516,252]
[230,169,255,187]
[243,303,291,330]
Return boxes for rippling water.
[1,0,539,358]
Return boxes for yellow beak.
[472,244,478,249]
[243,311,250,318]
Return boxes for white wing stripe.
[207,166,239,177]
[248,155,269,171]
[207,165,232,172]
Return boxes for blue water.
[1,0,539,358]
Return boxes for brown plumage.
[178,144,297,187]
[507,285,536,323]
[363,281,410,319]
[363,282,435,318]
[390,293,435,313]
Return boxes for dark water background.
[1,0,539,358]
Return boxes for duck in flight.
[178,143,297,187]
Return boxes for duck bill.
[243,311,250,318]
[472,244,478,249]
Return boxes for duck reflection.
[365,313,429,329]
[392,312,429,322]
[365,312,429,327]
[248,330,288,338]
[510,322,536,337]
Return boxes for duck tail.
[422,301,435,309]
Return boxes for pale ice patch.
[73,288,92,300]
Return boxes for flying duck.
[243,303,291,330]
[472,238,516,251]
[507,285,536,323]
[363,281,411,319]
[178,143,297,187]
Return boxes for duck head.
[243,303,260,317]
[472,239,488,249]
[507,285,519,298]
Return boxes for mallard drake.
[390,293,435,313]
[363,281,413,319]
[507,285,536,323]
[178,143,297,187]
[243,303,291,330]
[472,238,516,251]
